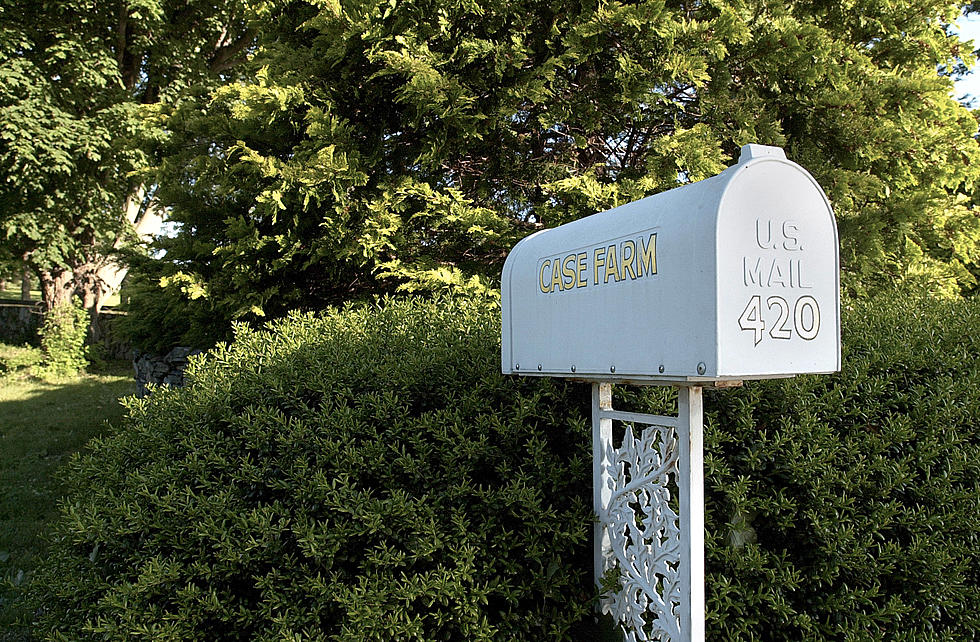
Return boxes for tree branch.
[115,4,128,71]
[210,28,256,74]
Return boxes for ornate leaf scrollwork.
[598,421,681,641]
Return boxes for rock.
[132,346,199,397]
[166,346,193,361]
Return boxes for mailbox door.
[715,157,841,376]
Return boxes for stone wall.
[0,299,131,358]
[2,298,201,396]
[92,311,131,360]
[0,299,42,345]
[133,347,202,397]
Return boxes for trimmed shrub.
[30,293,980,640]
[38,299,89,378]
[704,292,980,640]
[32,298,599,640]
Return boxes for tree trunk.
[73,261,109,338]
[74,262,102,310]
[21,266,32,301]
[38,268,74,311]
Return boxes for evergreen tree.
[133,0,980,348]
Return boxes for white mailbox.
[501,144,840,383]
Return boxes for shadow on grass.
[0,368,135,635]
[86,357,134,379]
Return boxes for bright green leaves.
[159,272,209,301]
[371,42,480,130]
[359,178,512,297]
[691,1,980,295]
[126,0,980,352]
[648,125,730,185]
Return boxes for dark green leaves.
[30,293,980,639]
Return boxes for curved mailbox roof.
[501,144,840,383]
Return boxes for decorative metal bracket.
[593,383,704,642]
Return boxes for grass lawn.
[0,285,121,308]
[0,286,39,302]
[0,349,134,638]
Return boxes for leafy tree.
[130,0,980,348]
[0,0,254,315]
[0,246,18,294]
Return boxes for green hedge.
[30,294,980,640]
[32,298,598,640]
[704,294,980,640]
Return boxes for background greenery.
[0,350,134,639]
[24,293,980,640]
[4,0,980,639]
[5,0,976,350]
[0,0,251,312]
[121,0,980,352]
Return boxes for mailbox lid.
[715,147,841,377]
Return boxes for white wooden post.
[593,383,614,588]
[676,385,704,642]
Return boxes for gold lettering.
[551,258,563,291]
[593,247,605,285]
[604,244,619,283]
[638,233,657,277]
[539,233,658,292]
[562,254,577,289]
[621,240,637,280]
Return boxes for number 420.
[738,295,820,346]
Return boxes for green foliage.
[32,297,597,640]
[30,293,980,640]
[115,265,220,353]
[703,291,980,639]
[126,0,980,348]
[83,342,109,373]
[0,0,252,309]
[38,300,89,378]
[0,0,140,300]
[0,250,20,286]
[0,343,42,376]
